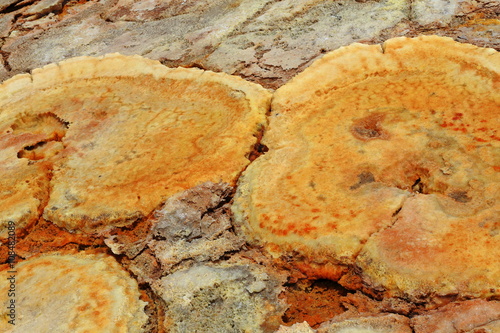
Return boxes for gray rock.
[105,182,246,284]
[148,182,245,273]
[0,12,14,37]
[153,263,286,333]
[1,0,498,89]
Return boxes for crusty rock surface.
[0,1,499,331]
[154,262,286,333]
[104,182,287,332]
[0,0,498,89]
[275,322,316,333]
[411,299,500,333]
[233,36,499,302]
[0,252,148,332]
[0,54,269,234]
[317,314,412,333]
[105,182,246,283]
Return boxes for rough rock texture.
[0,1,499,332]
[0,252,148,332]
[105,182,246,282]
[411,299,500,333]
[281,280,349,328]
[0,0,498,89]
[317,314,412,333]
[153,262,286,333]
[148,183,244,273]
[275,322,316,333]
[0,54,269,235]
[104,182,287,332]
[233,36,499,304]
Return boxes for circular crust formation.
[0,54,270,235]
[232,36,499,299]
[0,252,148,332]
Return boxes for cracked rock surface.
[232,36,499,303]
[0,53,269,234]
[104,182,287,332]
[0,0,498,89]
[154,263,285,333]
[105,182,246,283]
[0,1,499,332]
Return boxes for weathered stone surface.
[202,0,410,88]
[0,0,21,12]
[153,262,286,333]
[0,12,13,37]
[105,182,246,283]
[411,300,500,333]
[412,0,459,26]
[317,314,412,333]
[23,0,64,18]
[0,0,498,89]
[0,1,499,332]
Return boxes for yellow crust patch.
[232,36,499,299]
[0,54,271,234]
[0,252,148,332]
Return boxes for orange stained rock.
[0,54,270,234]
[232,36,499,300]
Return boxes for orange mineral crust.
[232,36,499,300]
[0,54,270,234]
[0,252,148,332]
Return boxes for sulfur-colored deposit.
[0,1,499,330]
[233,36,499,303]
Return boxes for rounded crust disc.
[232,36,499,298]
[0,53,271,234]
[0,252,148,332]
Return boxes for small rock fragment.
[148,182,245,273]
[23,0,64,18]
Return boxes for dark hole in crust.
[448,191,472,203]
[17,141,49,160]
[24,141,47,151]
[351,113,390,141]
[350,171,375,190]
[247,143,269,162]
[411,178,425,193]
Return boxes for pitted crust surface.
[0,54,270,234]
[0,252,148,332]
[232,36,499,297]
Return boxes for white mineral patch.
[154,263,285,333]
[412,0,460,26]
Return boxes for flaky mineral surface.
[0,252,148,332]
[0,0,498,89]
[105,182,287,332]
[153,262,285,333]
[0,54,270,235]
[0,31,499,332]
[233,36,499,300]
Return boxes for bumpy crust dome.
[0,252,148,332]
[232,36,499,299]
[0,54,270,235]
